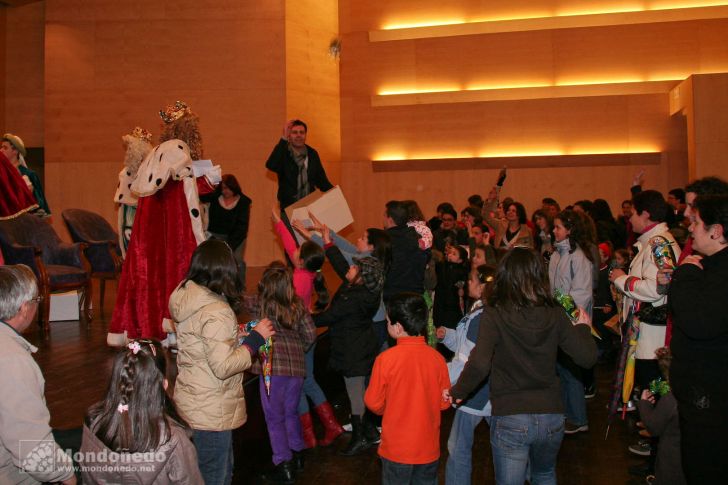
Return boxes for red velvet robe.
[109,180,198,340]
[108,139,205,343]
[0,152,38,220]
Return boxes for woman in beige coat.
[483,191,534,251]
[169,240,274,485]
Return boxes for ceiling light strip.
[370,5,728,42]
[372,80,680,107]
[371,152,662,172]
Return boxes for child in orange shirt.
[364,292,451,485]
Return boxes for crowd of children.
[70,171,728,485]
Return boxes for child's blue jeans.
[445,409,490,485]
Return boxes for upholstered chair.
[62,208,122,312]
[0,214,92,330]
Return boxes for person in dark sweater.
[201,174,251,286]
[637,347,685,485]
[667,195,728,484]
[433,244,469,329]
[447,248,597,485]
[382,200,428,301]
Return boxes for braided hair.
[86,339,187,453]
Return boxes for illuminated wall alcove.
[337,0,727,234]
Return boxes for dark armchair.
[62,208,122,312]
[0,214,92,330]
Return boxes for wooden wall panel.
[3,2,44,146]
[0,8,6,129]
[338,1,728,240]
[44,1,290,265]
[7,0,727,269]
[284,0,341,186]
[341,0,728,31]
[355,20,728,94]
[691,74,728,179]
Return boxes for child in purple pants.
[243,262,317,482]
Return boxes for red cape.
[109,180,197,340]
[0,152,38,220]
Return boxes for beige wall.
[670,74,728,181]
[4,0,728,267]
[690,74,728,180]
[40,0,342,266]
[3,2,44,146]
[43,1,290,265]
[338,1,728,233]
[285,0,341,185]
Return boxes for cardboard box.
[285,186,354,243]
[49,291,80,322]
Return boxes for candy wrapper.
[650,236,676,294]
[554,289,579,321]
[422,292,437,348]
[554,288,601,340]
[649,377,671,397]
[649,236,675,269]
[239,319,273,395]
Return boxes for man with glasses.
[0,265,75,484]
[432,205,468,253]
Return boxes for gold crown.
[130,126,152,143]
[159,100,191,124]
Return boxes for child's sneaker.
[608,400,637,412]
[564,422,589,434]
[628,440,652,456]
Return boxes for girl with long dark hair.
[550,209,594,435]
[243,262,316,482]
[272,211,345,450]
[439,264,496,485]
[80,339,203,484]
[169,239,274,485]
[532,209,554,260]
[447,248,597,485]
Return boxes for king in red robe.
[107,139,205,344]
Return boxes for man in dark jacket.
[265,119,333,209]
[382,200,428,301]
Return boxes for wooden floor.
[26,271,645,485]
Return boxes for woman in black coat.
[667,195,728,484]
[313,225,383,455]
[201,174,251,285]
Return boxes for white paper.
[191,159,213,177]
[286,186,354,244]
